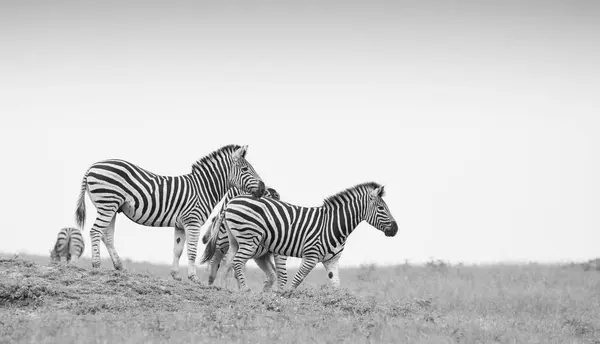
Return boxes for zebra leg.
[183,222,202,283]
[89,208,118,269]
[254,254,277,292]
[222,250,236,287]
[232,242,259,292]
[222,220,238,288]
[68,241,83,265]
[274,255,288,291]
[207,250,224,285]
[290,255,319,289]
[221,254,234,287]
[170,226,186,281]
[67,250,78,265]
[205,256,213,273]
[322,255,341,288]
[102,215,123,270]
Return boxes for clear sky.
[1,1,599,267]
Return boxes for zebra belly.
[255,245,270,257]
[120,201,136,219]
[322,245,345,262]
[57,246,70,258]
[119,200,177,227]
[266,244,303,259]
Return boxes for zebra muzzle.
[385,221,398,237]
[252,181,266,198]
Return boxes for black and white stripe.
[50,227,85,263]
[74,144,266,282]
[200,186,285,290]
[202,182,398,291]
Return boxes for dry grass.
[1,254,599,344]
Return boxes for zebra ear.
[370,185,385,198]
[232,146,248,160]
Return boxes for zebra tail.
[200,214,223,264]
[203,196,230,244]
[201,217,214,244]
[66,231,72,258]
[75,172,88,230]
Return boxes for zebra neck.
[190,158,232,213]
[323,196,367,247]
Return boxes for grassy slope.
[1,255,599,344]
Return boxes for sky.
[1,1,599,268]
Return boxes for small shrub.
[0,282,58,307]
[357,263,377,281]
[582,258,600,271]
[426,258,450,271]
[309,288,377,315]
[74,300,130,315]
[564,318,597,337]
[75,302,111,315]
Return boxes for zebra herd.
[51,144,398,291]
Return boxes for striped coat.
[50,227,85,263]
[202,182,398,291]
[200,186,285,290]
[75,144,266,282]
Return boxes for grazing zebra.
[202,182,397,291]
[200,186,286,290]
[50,227,85,263]
[74,144,266,282]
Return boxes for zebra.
[50,227,85,263]
[201,182,397,291]
[74,144,266,283]
[200,186,286,290]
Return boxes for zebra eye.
[377,205,384,211]
[241,166,249,172]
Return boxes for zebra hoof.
[188,275,201,284]
[278,288,294,297]
[91,261,101,269]
[170,271,182,281]
[262,281,275,292]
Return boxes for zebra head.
[49,248,60,262]
[229,145,266,198]
[365,185,398,237]
[265,187,280,200]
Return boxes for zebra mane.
[191,144,243,172]
[323,182,383,206]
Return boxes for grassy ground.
[1,254,599,344]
